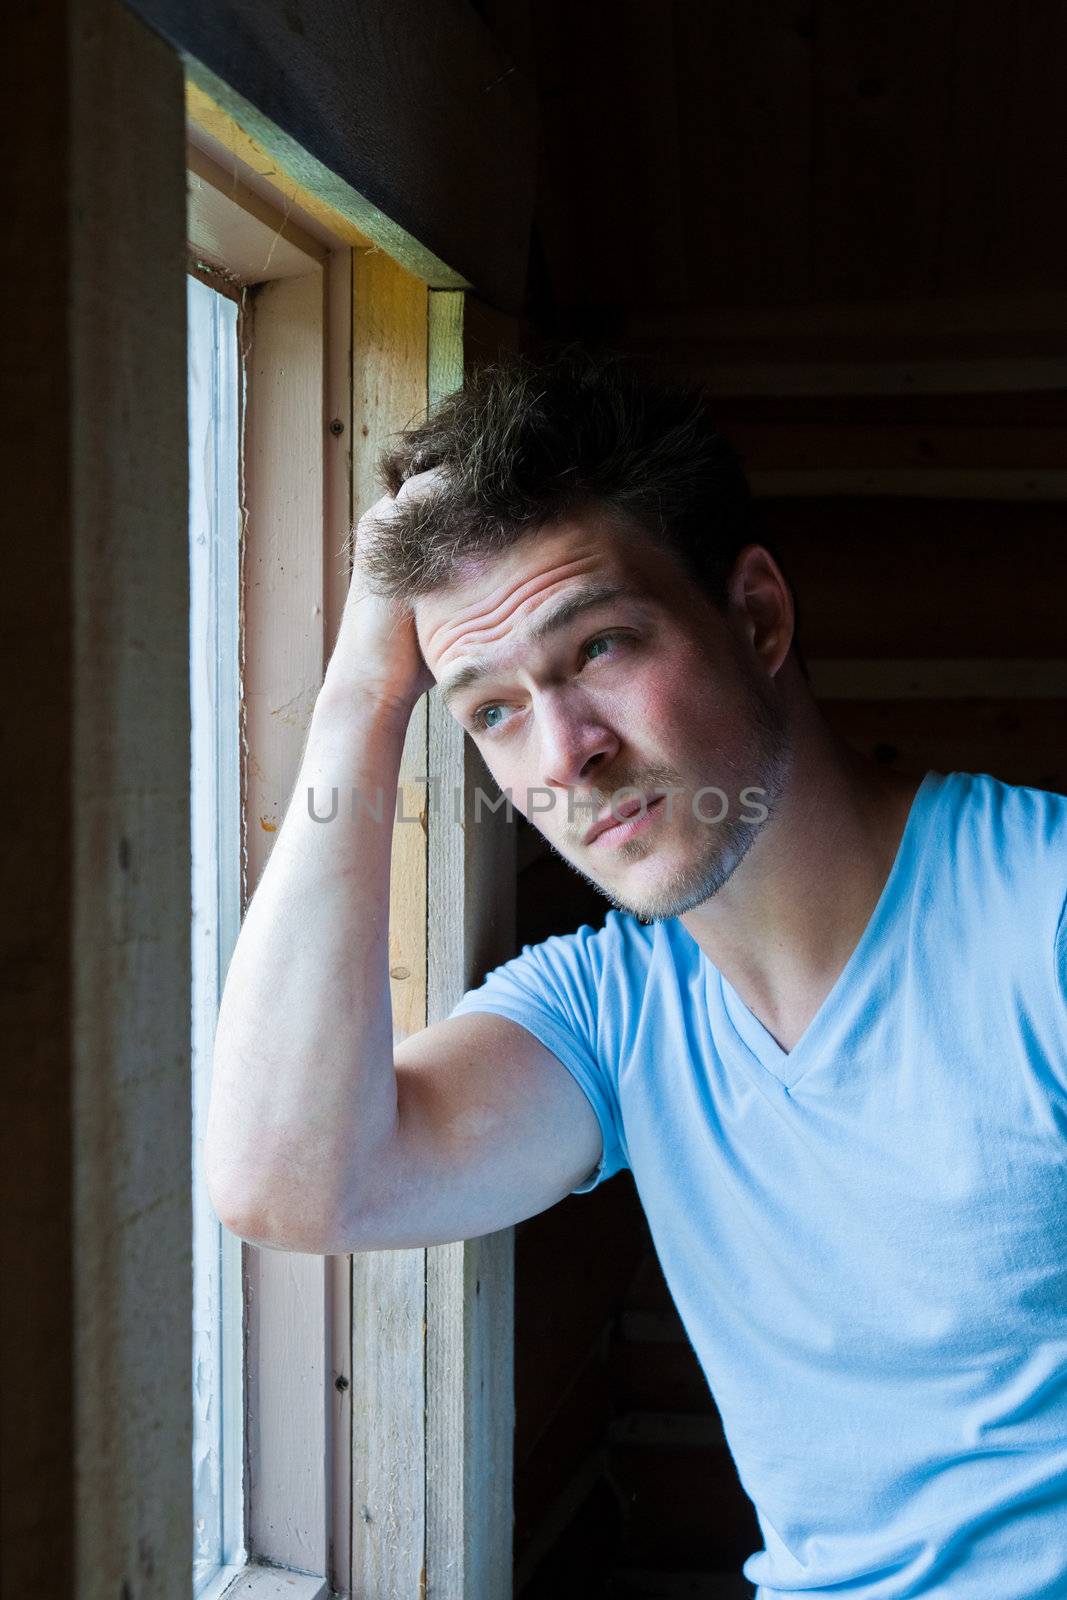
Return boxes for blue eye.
[470,633,630,734]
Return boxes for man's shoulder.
[526,907,660,986]
[932,768,1067,948]
[938,768,1067,862]
[457,908,659,1009]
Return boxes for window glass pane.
[188,273,245,1595]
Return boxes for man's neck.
[680,724,923,1055]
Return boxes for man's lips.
[582,793,664,847]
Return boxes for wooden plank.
[620,291,1067,359]
[811,0,956,300]
[242,268,326,896]
[762,497,1067,661]
[134,0,537,310]
[240,266,338,1576]
[941,1,1067,299]
[628,357,1067,399]
[352,250,431,1041]
[716,392,1067,425]
[326,1246,353,1596]
[349,249,430,1600]
[320,248,354,1597]
[188,83,376,251]
[425,290,518,1600]
[734,422,1067,473]
[65,1,190,1595]
[807,660,1067,701]
[532,0,687,309]
[751,469,1067,501]
[758,496,1067,659]
[2,0,76,1588]
[673,0,814,304]
[323,248,353,665]
[187,139,329,282]
[244,1248,329,1573]
[821,699,1067,798]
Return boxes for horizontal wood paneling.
[530,0,1067,316]
[820,699,1067,798]
[759,497,1067,659]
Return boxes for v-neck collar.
[702,769,941,1091]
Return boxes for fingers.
[394,465,450,503]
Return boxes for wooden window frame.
[186,84,517,1600]
[27,6,525,1594]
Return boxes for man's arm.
[205,480,602,1254]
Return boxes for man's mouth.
[583,793,665,848]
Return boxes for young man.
[208,351,1067,1599]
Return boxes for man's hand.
[328,468,447,714]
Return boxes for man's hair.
[360,346,799,652]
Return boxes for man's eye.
[583,632,627,662]
[470,635,629,733]
[472,703,508,733]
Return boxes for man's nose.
[539,690,620,789]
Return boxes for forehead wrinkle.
[434,575,579,664]
[437,582,652,710]
[424,551,602,659]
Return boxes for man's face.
[414,508,792,921]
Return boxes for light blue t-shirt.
[449,769,1067,1597]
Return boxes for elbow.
[205,1168,266,1246]
[205,1161,351,1256]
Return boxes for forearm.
[206,663,414,1248]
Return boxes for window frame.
[185,86,518,1600]
[188,269,246,1596]
[187,122,353,1600]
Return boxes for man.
[208,349,1067,1598]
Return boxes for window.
[183,79,516,1600]
[36,18,526,1597]
[188,273,246,1596]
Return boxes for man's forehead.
[414,511,681,647]
[432,579,661,709]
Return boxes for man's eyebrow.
[437,583,648,710]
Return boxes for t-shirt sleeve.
[447,923,629,1193]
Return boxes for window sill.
[200,1562,332,1600]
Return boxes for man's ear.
[727,544,795,678]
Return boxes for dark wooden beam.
[123,0,537,311]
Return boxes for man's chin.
[599,826,761,922]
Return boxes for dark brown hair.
[358,345,787,632]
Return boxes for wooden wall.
[522,0,1067,319]
[2,3,193,1596]
[500,2,1067,1594]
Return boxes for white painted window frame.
[188,272,247,1596]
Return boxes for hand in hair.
[329,469,447,714]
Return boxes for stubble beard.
[565,671,793,923]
